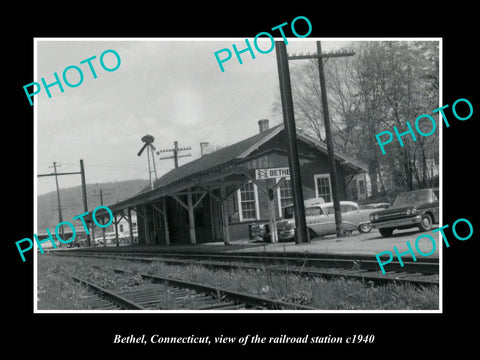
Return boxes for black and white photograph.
[7,7,479,355]
[33,38,441,313]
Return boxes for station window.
[237,181,259,221]
[314,174,332,203]
[119,224,124,232]
[277,179,293,213]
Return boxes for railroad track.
[53,249,439,287]
[72,269,317,310]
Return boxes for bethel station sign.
[255,167,291,180]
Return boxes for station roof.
[102,123,367,213]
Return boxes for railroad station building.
[100,119,368,246]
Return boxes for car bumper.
[278,229,295,240]
[371,215,421,229]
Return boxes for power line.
[287,42,355,239]
[57,162,147,170]
[38,159,92,246]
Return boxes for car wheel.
[418,213,433,232]
[308,228,316,240]
[379,228,394,237]
[358,223,372,233]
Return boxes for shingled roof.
[149,123,284,191]
[104,122,367,212]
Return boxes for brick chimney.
[258,119,269,133]
[200,142,209,157]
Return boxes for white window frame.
[276,178,293,215]
[237,181,260,222]
[314,174,333,202]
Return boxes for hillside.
[37,179,150,230]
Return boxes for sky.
[35,38,354,196]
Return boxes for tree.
[272,40,439,200]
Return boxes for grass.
[37,255,439,310]
[37,258,93,310]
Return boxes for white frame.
[237,181,260,222]
[314,174,333,202]
[276,178,293,215]
[33,37,442,315]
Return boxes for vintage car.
[270,199,376,241]
[369,188,439,237]
[360,202,391,210]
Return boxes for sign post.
[255,167,290,243]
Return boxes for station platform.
[61,228,440,260]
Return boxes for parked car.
[268,200,376,242]
[369,188,439,237]
[360,202,391,210]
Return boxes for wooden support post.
[114,212,120,247]
[187,188,196,244]
[209,194,217,241]
[90,221,96,247]
[267,179,278,243]
[149,202,170,246]
[143,205,150,245]
[193,192,207,209]
[163,197,170,246]
[220,181,231,245]
[127,207,134,245]
[238,169,268,194]
[152,206,158,245]
[102,216,106,247]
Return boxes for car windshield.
[393,190,433,207]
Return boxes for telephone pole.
[288,41,355,238]
[38,159,91,246]
[91,188,112,246]
[275,41,308,244]
[157,141,192,168]
[50,162,64,240]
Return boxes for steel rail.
[53,251,438,287]
[71,275,146,310]
[110,268,317,310]
[62,247,440,262]
[53,249,439,273]
[72,266,317,310]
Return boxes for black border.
[7,5,478,355]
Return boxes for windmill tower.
[137,134,159,190]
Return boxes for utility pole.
[49,162,64,240]
[275,41,308,244]
[91,188,112,246]
[38,159,91,245]
[79,159,91,246]
[158,141,192,168]
[288,41,355,238]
